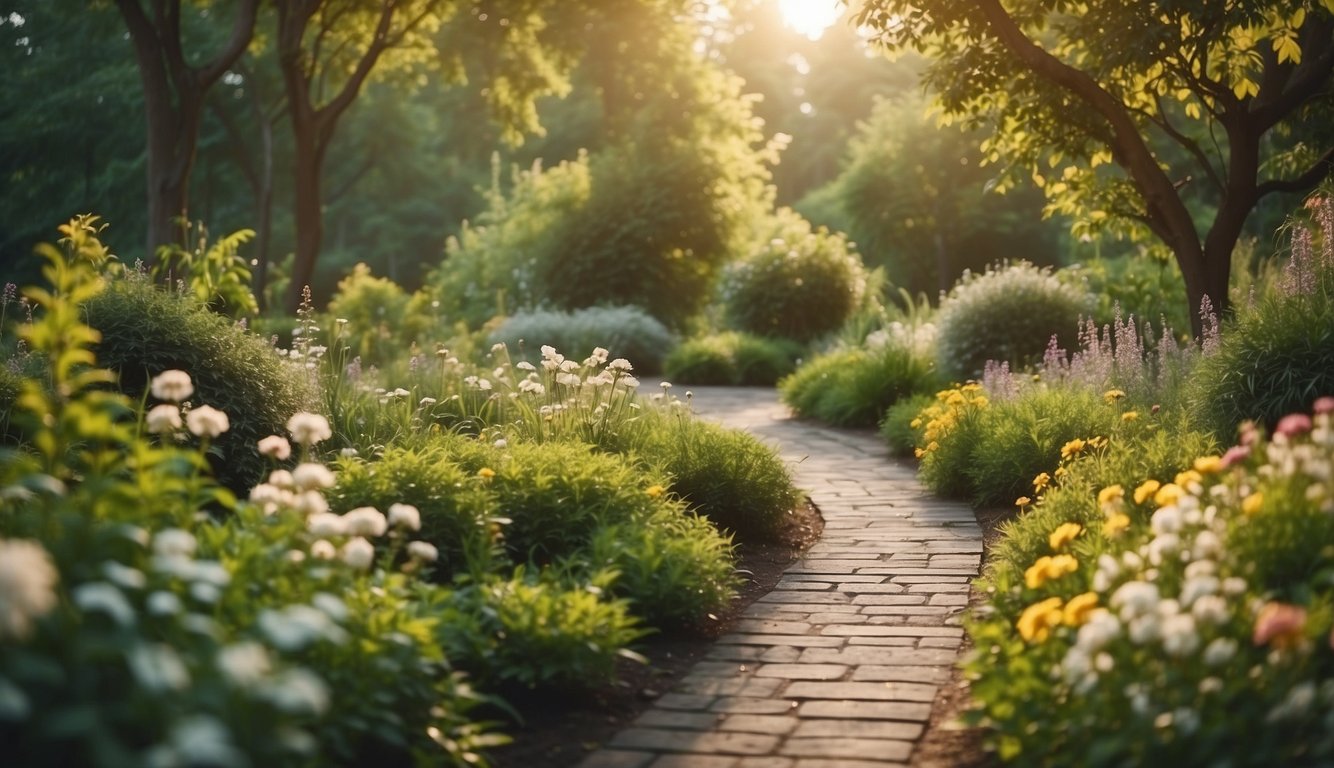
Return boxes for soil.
[483,497,1015,768]
[484,501,824,768]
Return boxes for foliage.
[1190,195,1334,441]
[796,93,1063,295]
[935,261,1093,380]
[964,400,1331,766]
[852,0,1334,329]
[324,263,419,366]
[487,305,675,376]
[151,221,259,318]
[880,391,935,458]
[780,323,941,428]
[722,208,867,342]
[663,332,801,386]
[84,273,316,495]
[1061,254,1191,336]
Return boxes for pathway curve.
[578,386,983,768]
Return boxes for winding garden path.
[578,386,983,768]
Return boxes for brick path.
[578,386,982,768]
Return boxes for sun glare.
[777,0,844,41]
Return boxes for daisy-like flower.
[292,463,336,491]
[257,435,292,461]
[186,405,229,438]
[287,412,332,447]
[145,404,183,434]
[0,538,59,640]
[341,507,387,538]
[407,541,439,563]
[387,503,421,532]
[150,369,194,403]
[341,537,375,570]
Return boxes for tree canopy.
[853,0,1334,333]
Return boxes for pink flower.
[1275,413,1313,438]
[1220,444,1251,469]
[1253,602,1307,648]
[1314,396,1334,415]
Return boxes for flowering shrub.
[936,260,1093,380]
[965,399,1334,765]
[722,209,867,342]
[487,305,675,376]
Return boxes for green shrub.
[441,570,646,691]
[487,305,675,375]
[722,209,867,342]
[779,339,941,428]
[84,276,316,494]
[880,391,934,457]
[664,332,801,386]
[936,261,1093,380]
[325,263,422,366]
[1190,289,1334,442]
[1061,255,1191,334]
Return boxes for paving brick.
[751,663,847,680]
[730,620,813,635]
[609,729,779,755]
[716,634,845,648]
[649,756,739,768]
[655,693,716,711]
[635,710,721,730]
[791,719,923,740]
[676,677,784,698]
[578,750,657,768]
[792,759,907,768]
[716,714,798,735]
[821,625,964,638]
[783,681,937,702]
[929,593,970,606]
[757,592,853,605]
[779,737,913,762]
[796,700,933,721]
[709,697,799,715]
[849,665,952,684]
[735,758,795,768]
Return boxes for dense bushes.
[663,331,801,386]
[936,261,1093,380]
[722,209,866,342]
[84,275,316,495]
[487,305,675,376]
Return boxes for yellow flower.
[1033,472,1052,493]
[1024,554,1079,589]
[914,447,926,459]
[477,467,496,479]
[1153,483,1183,507]
[926,441,940,453]
[1242,492,1264,516]
[1193,455,1222,474]
[947,392,967,406]
[1015,496,1032,507]
[1174,469,1202,487]
[1133,479,1161,505]
[1097,484,1125,508]
[1017,597,1064,642]
[1087,436,1108,450]
[910,418,922,429]
[961,383,982,393]
[646,484,665,498]
[1122,411,1139,422]
[971,395,989,408]
[1060,438,1086,460]
[1103,512,1131,537]
[1063,592,1100,626]
[1049,522,1083,550]
[1103,389,1126,403]
[1054,467,1068,479]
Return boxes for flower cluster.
[912,383,989,459]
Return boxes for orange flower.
[1048,522,1083,550]
[1242,492,1264,516]
[1015,496,1032,508]
[477,467,496,479]
[1103,513,1131,537]
[1018,597,1065,642]
[1063,592,1099,626]
[1133,479,1161,505]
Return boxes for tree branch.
[197,0,260,88]
[1257,146,1334,199]
[1145,93,1224,193]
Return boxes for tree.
[113,0,259,259]
[852,0,1334,335]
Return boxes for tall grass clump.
[936,261,1093,380]
[487,305,674,376]
[722,209,867,342]
[663,331,801,386]
[1191,193,1334,440]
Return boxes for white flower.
[292,490,329,517]
[153,529,197,559]
[494,438,508,448]
[146,591,181,616]
[258,605,346,651]
[1146,533,1180,566]
[128,642,190,691]
[1128,614,1161,645]
[407,541,439,562]
[339,448,358,458]
[261,668,330,716]
[310,540,337,560]
[307,513,346,538]
[341,507,387,537]
[145,404,183,434]
[1074,609,1122,652]
[622,375,640,388]
[1150,505,1183,535]
[150,370,193,402]
[556,372,581,388]
[1202,637,1238,666]
[257,435,292,461]
[292,463,336,491]
[287,412,332,446]
[1179,575,1219,608]
[519,378,545,395]
[0,539,59,640]
[1160,613,1199,657]
[540,345,561,361]
[217,641,272,687]
[341,537,375,570]
[73,582,135,626]
[1222,577,1248,596]
[388,503,421,531]
[186,405,230,438]
[608,358,633,371]
[1191,595,1230,626]
[268,469,295,489]
[1110,581,1159,620]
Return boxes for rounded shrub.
[936,261,1093,380]
[779,343,941,428]
[664,332,801,386]
[487,305,675,375]
[722,209,867,342]
[84,278,316,494]
[880,391,935,457]
[326,263,423,365]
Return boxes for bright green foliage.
[326,263,422,366]
[936,261,1093,380]
[488,305,675,376]
[723,209,867,342]
[663,332,801,386]
[963,404,1333,766]
[880,392,934,457]
[1190,195,1334,440]
[797,94,1062,295]
[84,275,316,495]
[852,0,1334,328]
[151,221,259,318]
[441,570,645,690]
[780,336,941,429]
[1063,255,1192,335]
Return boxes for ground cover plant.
[663,331,801,386]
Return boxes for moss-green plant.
[664,332,801,386]
[779,341,941,428]
[722,209,867,342]
[880,391,934,457]
[84,277,317,494]
[487,305,675,375]
[936,261,1093,380]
